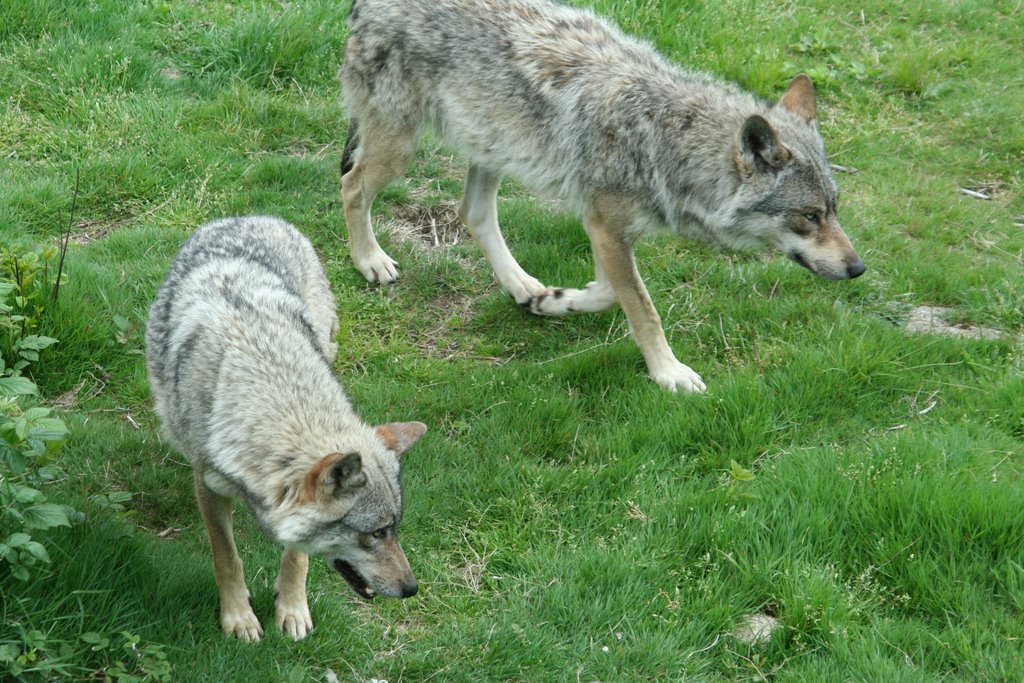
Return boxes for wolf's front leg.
[582,202,707,393]
[459,165,546,304]
[275,548,313,640]
[193,473,264,641]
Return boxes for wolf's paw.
[276,601,313,641]
[651,361,706,394]
[529,287,576,315]
[529,283,616,316]
[501,271,546,306]
[221,606,264,642]
[353,248,400,284]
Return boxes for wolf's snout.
[789,249,865,281]
[400,577,419,598]
[846,258,866,279]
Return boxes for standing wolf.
[339,0,864,393]
[146,216,426,641]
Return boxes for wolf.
[339,0,865,393]
[145,216,426,641]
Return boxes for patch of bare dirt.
[904,306,1003,340]
[49,376,105,410]
[406,290,513,363]
[378,200,520,362]
[49,379,88,410]
[67,217,129,245]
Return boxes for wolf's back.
[341,0,750,218]
[144,216,337,460]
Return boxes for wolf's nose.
[846,259,866,279]
[400,579,418,598]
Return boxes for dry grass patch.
[382,200,468,250]
[66,217,130,245]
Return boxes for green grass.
[2,0,1023,680]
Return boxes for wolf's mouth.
[789,251,814,272]
[333,559,376,600]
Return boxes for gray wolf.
[145,216,426,641]
[339,0,865,393]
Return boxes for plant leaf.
[729,460,756,482]
[0,376,37,396]
[23,503,72,530]
[4,532,32,547]
[22,407,52,420]
[32,417,67,434]
[16,335,58,351]
[11,483,45,504]
[23,540,51,563]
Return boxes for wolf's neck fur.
[201,314,363,504]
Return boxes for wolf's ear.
[376,421,427,457]
[738,115,790,175]
[303,452,367,501]
[328,453,367,494]
[778,74,816,122]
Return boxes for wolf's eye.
[802,212,821,224]
[371,528,388,540]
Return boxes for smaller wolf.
[339,0,864,393]
[145,216,425,641]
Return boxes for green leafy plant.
[0,232,79,680]
[81,631,173,683]
[0,247,60,380]
[1,246,75,582]
[0,627,172,682]
[724,459,759,502]
[0,387,72,581]
[0,627,70,681]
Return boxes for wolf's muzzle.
[790,251,813,272]
[845,258,866,279]
[790,251,866,280]
[400,577,418,598]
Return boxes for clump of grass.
[179,2,346,91]
[884,47,947,99]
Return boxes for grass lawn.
[2,0,1022,680]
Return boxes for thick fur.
[339,0,864,393]
[145,216,426,641]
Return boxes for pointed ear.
[328,452,367,493]
[737,115,790,175]
[778,74,816,122]
[302,452,366,502]
[376,421,427,456]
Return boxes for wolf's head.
[285,421,427,600]
[729,75,864,280]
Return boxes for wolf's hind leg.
[194,473,263,641]
[459,164,546,304]
[275,548,313,640]
[342,117,417,284]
